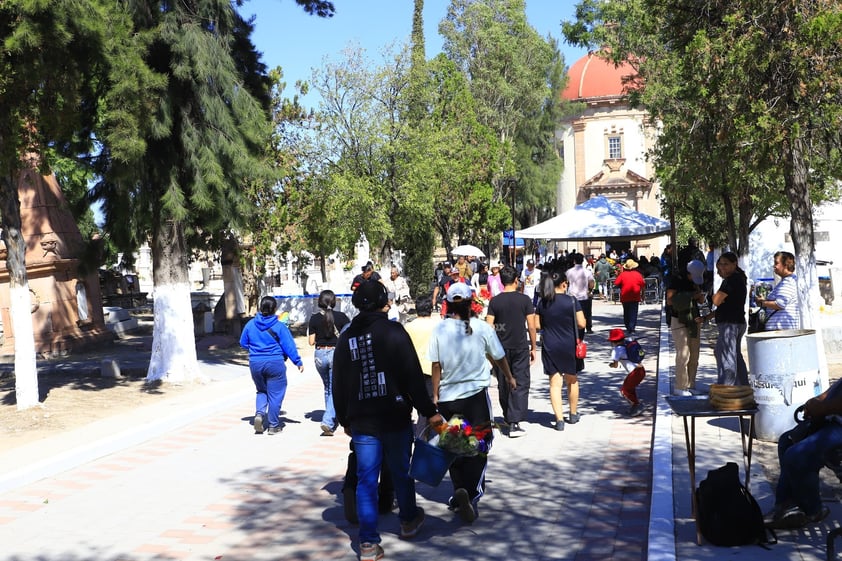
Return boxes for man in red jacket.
[613,259,646,334]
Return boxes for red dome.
[562,51,635,101]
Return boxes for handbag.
[569,295,587,358]
[784,404,827,445]
[576,339,588,359]
[748,308,776,334]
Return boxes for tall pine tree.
[93,1,280,382]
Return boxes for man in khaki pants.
[666,260,706,395]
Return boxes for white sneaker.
[672,389,692,397]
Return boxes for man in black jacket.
[333,280,443,561]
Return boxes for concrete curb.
[648,306,677,561]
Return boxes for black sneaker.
[399,506,425,539]
[453,488,477,523]
[555,420,565,431]
[508,423,526,438]
[766,505,806,529]
[565,413,581,424]
[253,413,265,434]
[806,506,831,525]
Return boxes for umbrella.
[515,196,670,241]
[451,244,485,258]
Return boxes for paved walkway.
[0,299,840,560]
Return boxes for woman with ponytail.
[428,283,515,523]
[308,290,351,435]
[536,268,586,431]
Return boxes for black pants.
[438,388,493,502]
[494,346,531,424]
[579,297,593,333]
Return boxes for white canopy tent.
[515,196,671,242]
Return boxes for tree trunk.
[147,219,203,383]
[783,132,828,389]
[0,174,39,410]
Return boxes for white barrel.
[746,329,822,442]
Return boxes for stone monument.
[0,166,111,356]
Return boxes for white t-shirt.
[429,317,505,402]
[566,264,594,301]
[611,344,641,372]
[520,267,539,300]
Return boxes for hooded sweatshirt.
[332,310,437,436]
[239,313,303,368]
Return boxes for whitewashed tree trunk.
[1,175,39,410]
[146,219,203,383]
[785,134,829,390]
[11,284,38,409]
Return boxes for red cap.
[608,328,626,342]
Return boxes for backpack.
[625,339,645,363]
[696,462,776,547]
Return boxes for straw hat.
[623,259,639,270]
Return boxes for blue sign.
[502,229,525,247]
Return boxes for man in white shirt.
[384,267,411,320]
[566,253,596,334]
[519,259,539,302]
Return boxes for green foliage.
[440,0,565,228]
[564,0,842,255]
[92,0,275,267]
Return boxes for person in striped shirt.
[756,251,799,331]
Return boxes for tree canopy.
[563,0,842,332]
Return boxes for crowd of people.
[237,240,811,559]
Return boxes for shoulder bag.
[570,295,587,359]
[748,308,776,334]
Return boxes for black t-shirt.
[715,270,747,324]
[308,310,351,347]
[435,274,451,302]
[487,291,534,349]
[351,272,381,292]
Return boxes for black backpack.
[696,462,776,547]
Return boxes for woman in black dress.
[536,269,586,431]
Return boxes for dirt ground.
[0,329,258,453]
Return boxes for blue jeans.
[250,359,287,428]
[715,322,748,385]
[314,348,336,428]
[353,427,419,544]
[622,301,640,333]
[776,422,842,515]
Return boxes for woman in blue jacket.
[240,296,304,434]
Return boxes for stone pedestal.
[0,167,111,356]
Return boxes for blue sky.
[244,0,589,107]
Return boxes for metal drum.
[746,329,822,442]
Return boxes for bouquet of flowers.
[472,287,491,318]
[435,415,491,457]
